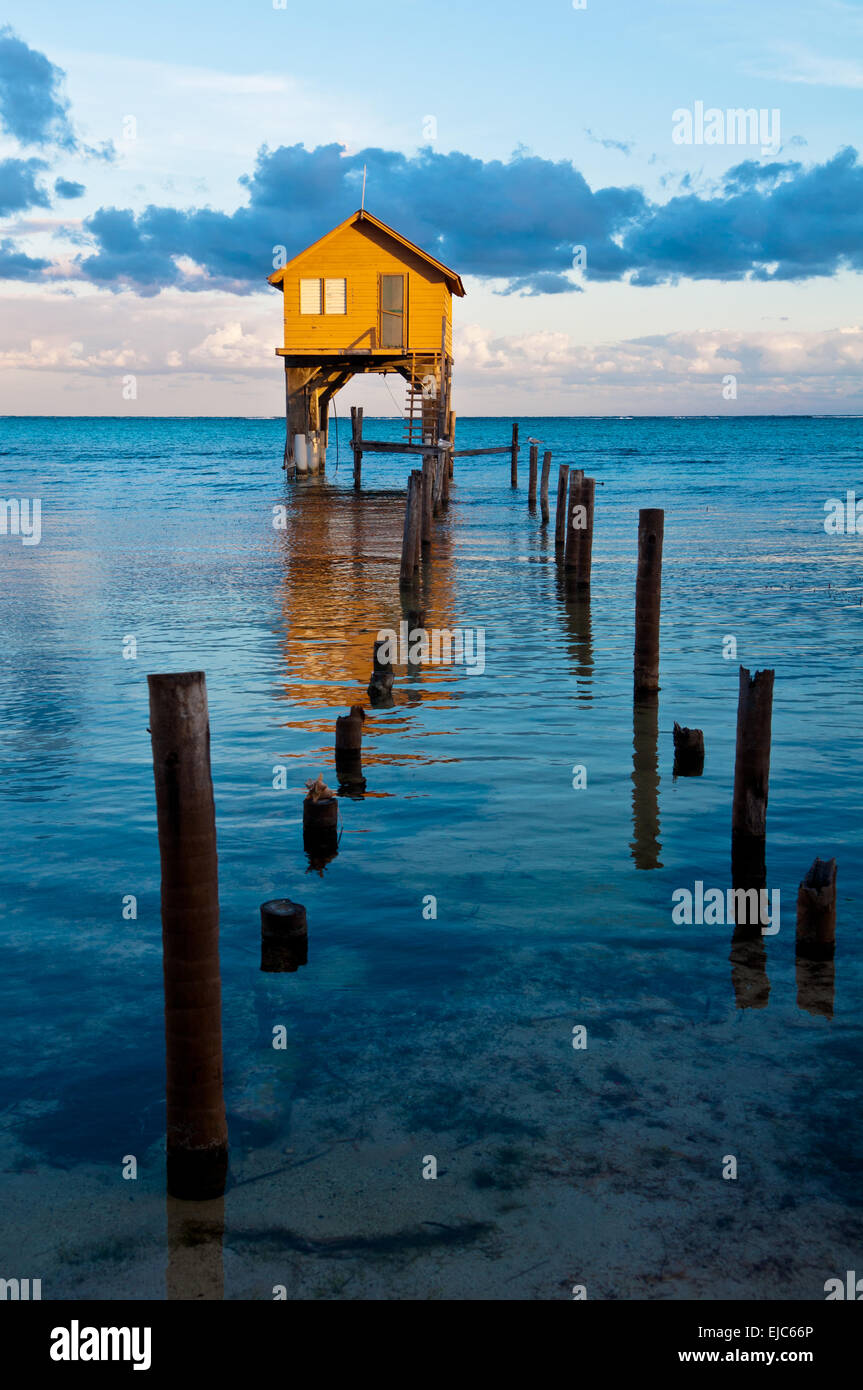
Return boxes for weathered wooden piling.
[673,722,704,777]
[260,899,308,973]
[540,451,552,525]
[565,471,594,589]
[633,509,664,694]
[409,468,423,569]
[731,666,774,873]
[335,704,366,792]
[399,473,421,585]
[421,456,434,547]
[303,774,339,832]
[563,469,584,571]
[147,671,228,1201]
[554,464,570,550]
[351,406,364,489]
[796,857,837,962]
[447,412,456,477]
[528,444,539,506]
[510,423,519,487]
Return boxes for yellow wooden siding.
[280,222,452,356]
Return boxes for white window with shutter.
[300,278,322,314]
[324,278,346,314]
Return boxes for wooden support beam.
[400,474,420,585]
[452,446,512,457]
[510,423,519,487]
[421,456,434,547]
[351,406,364,489]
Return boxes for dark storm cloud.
[0,26,76,149]
[11,140,863,296]
[0,156,50,215]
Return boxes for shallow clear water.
[1,415,862,1299]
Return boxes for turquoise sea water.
[1,415,862,1299]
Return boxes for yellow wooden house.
[268,209,465,473]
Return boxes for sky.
[0,0,862,415]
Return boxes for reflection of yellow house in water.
[274,484,460,760]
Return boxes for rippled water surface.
[1,415,862,1299]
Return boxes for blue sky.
[1,0,862,413]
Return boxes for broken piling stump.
[303,774,339,870]
[731,666,774,878]
[147,670,228,1201]
[673,722,704,777]
[260,898,308,973]
[335,704,366,793]
[633,508,664,694]
[796,856,837,962]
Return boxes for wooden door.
[380,274,406,348]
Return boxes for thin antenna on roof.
[361,164,367,212]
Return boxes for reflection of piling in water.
[147,671,228,1201]
[729,835,770,1010]
[166,1195,225,1301]
[634,509,664,694]
[557,575,593,696]
[554,464,569,551]
[631,693,662,869]
[796,857,837,961]
[731,666,774,882]
[368,637,395,707]
[402,604,427,678]
[796,956,835,1019]
[673,722,704,777]
[260,898,308,973]
[335,704,366,793]
[540,450,552,525]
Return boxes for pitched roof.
[267,209,466,296]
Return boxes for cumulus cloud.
[0,156,50,215]
[0,26,77,148]
[54,177,85,199]
[0,337,141,371]
[54,141,863,298]
[455,323,863,403]
[0,236,49,279]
